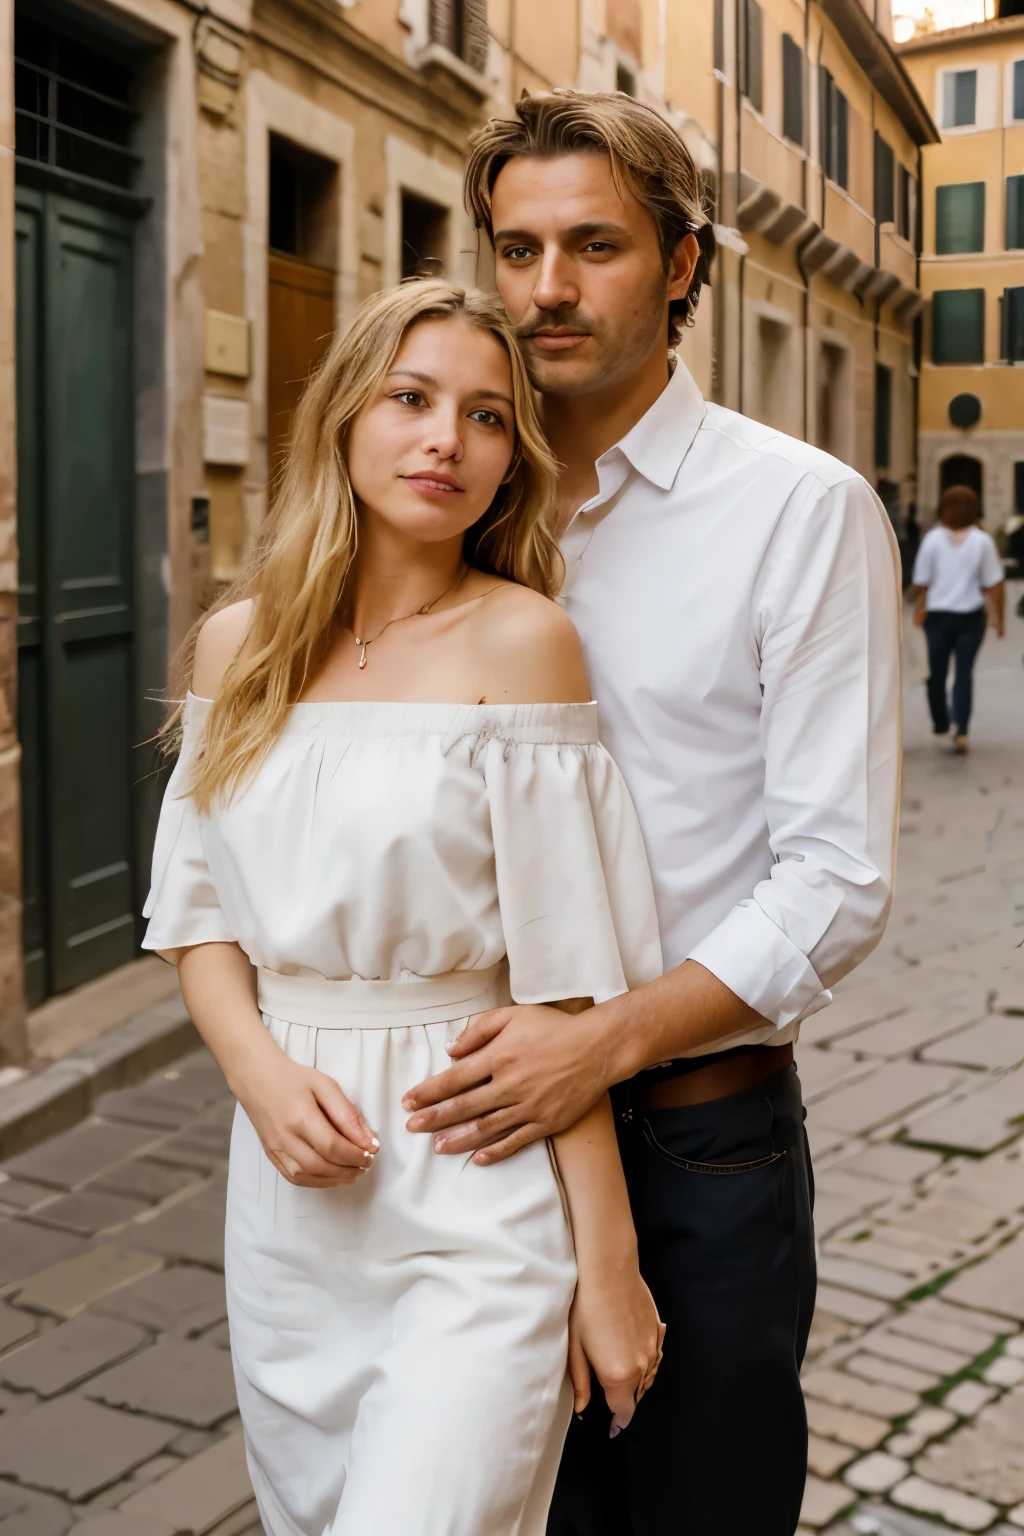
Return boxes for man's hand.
[402,1004,614,1163]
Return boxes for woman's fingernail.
[609,1425,621,1440]
[369,1137,380,1150]
[433,1135,447,1152]
[401,1095,412,1110]
[362,1150,374,1162]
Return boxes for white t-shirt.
[912,525,1003,612]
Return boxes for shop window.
[932,289,985,364]
[941,68,977,128]
[874,133,895,225]
[819,68,849,190]
[1002,286,1024,362]
[782,34,803,145]
[740,0,763,113]
[935,182,985,254]
[1007,174,1024,248]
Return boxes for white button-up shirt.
[559,360,902,1053]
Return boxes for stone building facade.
[899,11,1024,532]
[0,0,935,1055]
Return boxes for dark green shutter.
[782,34,803,145]
[1002,288,1024,363]
[1013,60,1024,122]
[874,133,895,225]
[944,69,977,128]
[1008,175,1024,249]
[932,289,985,364]
[936,182,985,254]
[875,364,892,471]
[742,0,763,113]
[836,91,848,191]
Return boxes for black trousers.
[923,607,986,735]
[547,1064,816,1536]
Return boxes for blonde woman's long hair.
[171,281,562,810]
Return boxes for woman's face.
[347,316,517,546]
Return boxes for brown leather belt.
[639,1042,794,1111]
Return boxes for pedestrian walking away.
[402,91,903,1536]
[911,484,1005,753]
[142,281,666,1535]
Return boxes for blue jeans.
[924,608,987,734]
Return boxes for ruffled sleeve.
[480,707,663,1005]
[141,696,235,952]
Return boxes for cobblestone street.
[0,593,1022,1535]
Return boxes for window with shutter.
[942,69,977,128]
[1002,287,1024,362]
[932,289,985,364]
[875,134,895,225]
[936,182,985,254]
[1009,175,1024,248]
[782,34,803,145]
[836,90,848,189]
[818,67,849,189]
[742,0,763,113]
[1013,59,1024,121]
[429,0,487,71]
[874,364,892,471]
[714,0,724,74]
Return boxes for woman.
[911,484,1005,753]
[143,280,665,1535]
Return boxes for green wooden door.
[15,185,137,1003]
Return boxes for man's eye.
[502,246,534,261]
[583,241,614,253]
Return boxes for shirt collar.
[604,355,707,492]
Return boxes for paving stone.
[923,1015,1024,1071]
[802,972,962,1045]
[817,1169,898,1213]
[14,1245,164,1319]
[915,1387,1024,1506]
[118,1429,253,1533]
[805,1398,891,1450]
[89,1160,201,1205]
[801,1367,919,1419]
[93,1089,194,1131]
[906,1405,958,1438]
[867,1331,968,1377]
[807,1431,856,1476]
[890,1310,997,1359]
[1,1124,159,1191]
[887,1431,926,1457]
[815,1194,866,1239]
[1007,1335,1024,1359]
[204,1320,232,1350]
[72,1516,176,1536]
[815,1284,892,1327]
[798,1474,855,1529]
[844,1352,938,1392]
[1008,1506,1024,1530]
[919,1294,1011,1339]
[0,1394,175,1499]
[985,1355,1024,1386]
[128,1454,182,1486]
[796,1051,876,1102]
[936,1150,1024,1216]
[813,1064,961,1135]
[891,1475,998,1532]
[130,1203,224,1270]
[0,1313,147,1396]
[835,1001,988,1060]
[825,1237,946,1282]
[24,1190,148,1237]
[816,1256,910,1301]
[91,1263,226,1335]
[908,1072,1024,1154]
[0,1223,87,1289]
[0,1177,57,1213]
[807,1309,855,1358]
[844,1452,909,1493]
[0,1302,36,1354]
[943,1233,1024,1321]
[832,1143,944,1186]
[167,1428,221,1458]
[84,1338,237,1428]
[0,1483,74,1535]
[943,1379,999,1416]
[897,1195,1002,1247]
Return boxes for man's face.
[490,152,694,397]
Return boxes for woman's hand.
[567,1260,666,1436]
[234,1051,379,1187]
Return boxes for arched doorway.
[940,454,983,507]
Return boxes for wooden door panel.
[267,252,335,498]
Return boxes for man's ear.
[667,233,700,303]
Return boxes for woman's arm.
[552,1092,664,1434]
[984,580,1005,637]
[176,941,377,1185]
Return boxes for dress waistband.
[257,963,507,1030]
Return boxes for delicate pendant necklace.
[353,566,467,669]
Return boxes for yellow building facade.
[900,14,1024,531]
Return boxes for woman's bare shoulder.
[192,599,254,699]
[471,582,590,705]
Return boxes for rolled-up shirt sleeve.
[687,474,902,1029]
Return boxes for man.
[402,91,902,1535]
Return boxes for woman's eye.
[392,390,424,407]
[468,409,502,427]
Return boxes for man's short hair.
[464,89,717,341]
[939,484,982,529]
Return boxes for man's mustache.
[516,315,594,339]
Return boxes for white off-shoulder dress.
[143,695,662,1536]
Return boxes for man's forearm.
[592,958,763,1086]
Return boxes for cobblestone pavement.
[0,593,1022,1536]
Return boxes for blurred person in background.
[911,485,1005,753]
